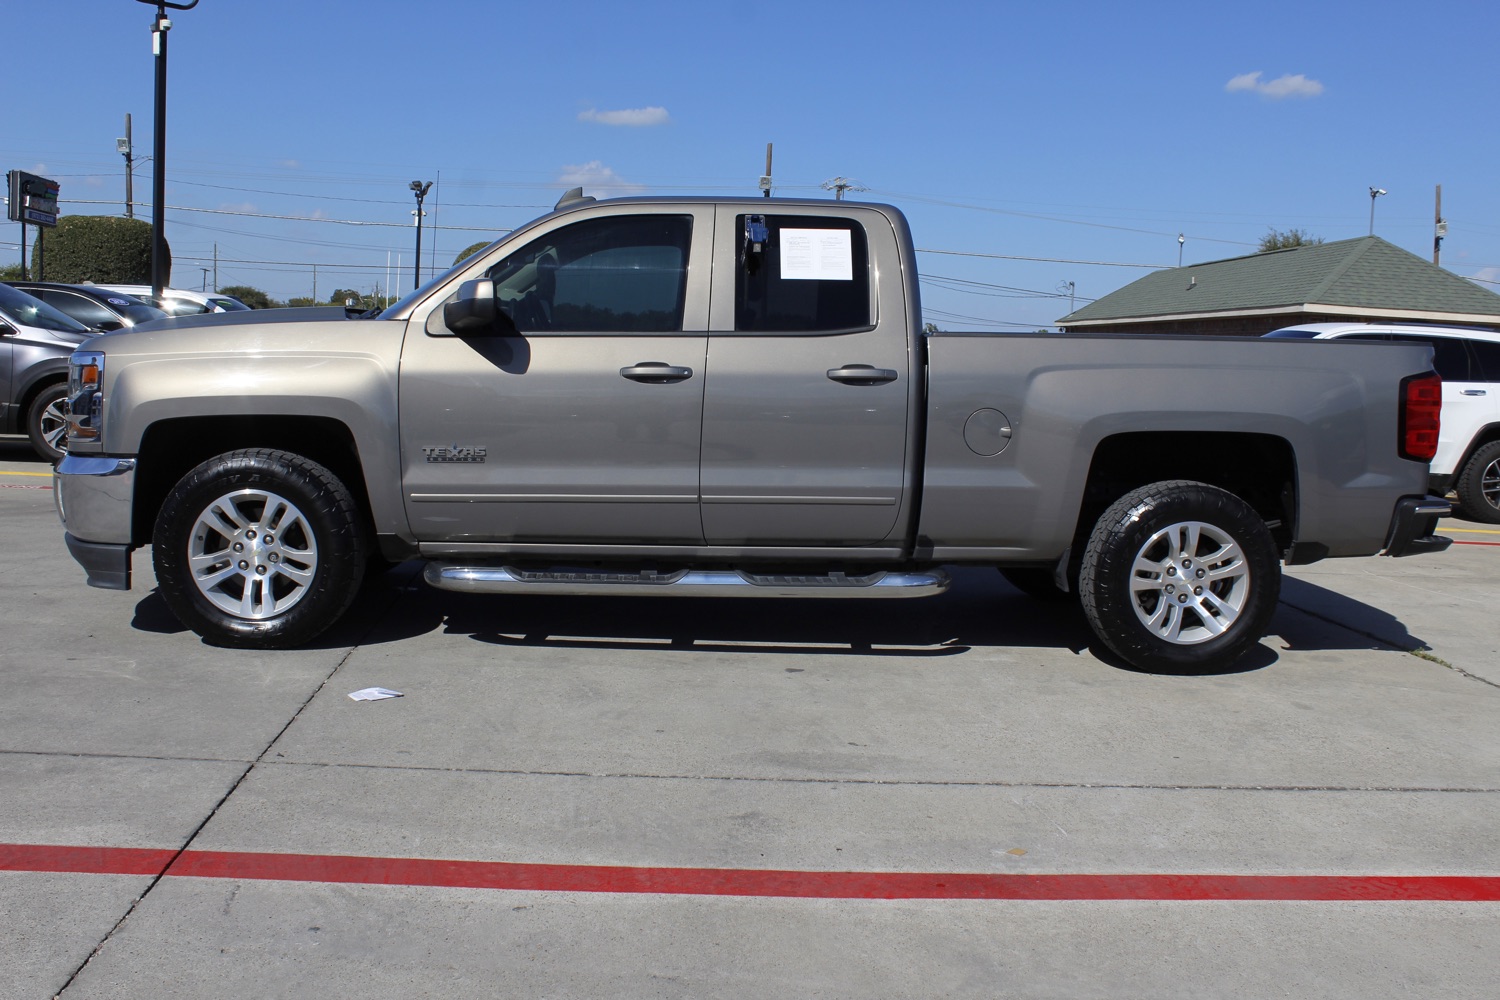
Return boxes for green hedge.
[31,216,167,284]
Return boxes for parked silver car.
[0,283,95,461]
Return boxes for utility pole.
[1433,184,1446,265]
[759,143,773,198]
[821,176,867,200]
[1058,280,1076,313]
[117,114,134,219]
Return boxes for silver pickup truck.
[55,192,1451,672]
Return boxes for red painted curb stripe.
[1451,540,1500,546]
[4,844,1499,901]
[0,844,176,876]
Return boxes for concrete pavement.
[2,437,1496,998]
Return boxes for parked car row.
[0,281,248,461]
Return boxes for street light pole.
[1368,186,1387,236]
[137,0,199,302]
[410,180,432,292]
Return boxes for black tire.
[26,382,68,463]
[1454,441,1500,524]
[152,449,368,648]
[1079,480,1280,673]
[999,567,1074,602]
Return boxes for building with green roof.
[1057,236,1500,336]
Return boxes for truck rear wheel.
[1079,480,1279,673]
[152,449,368,648]
[1453,440,1500,523]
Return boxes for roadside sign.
[6,170,60,228]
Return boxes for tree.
[32,216,164,282]
[1258,228,1324,252]
[328,288,364,307]
[0,262,22,281]
[217,285,273,309]
[454,241,490,265]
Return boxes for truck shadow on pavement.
[128,565,1429,677]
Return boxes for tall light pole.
[1177,233,1186,267]
[1368,186,1387,236]
[410,180,432,292]
[136,0,200,301]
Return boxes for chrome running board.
[423,564,950,599]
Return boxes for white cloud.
[218,202,256,214]
[1226,71,1324,99]
[578,106,670,127]
[557,161,647,195]
[279,159,302,169]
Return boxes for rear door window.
[734,214,870,332]
[1463,337,1500,382]
[1388,334,1474,381]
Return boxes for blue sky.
[5,0,1499,327]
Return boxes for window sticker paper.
[781,229,853,281]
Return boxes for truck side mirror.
[442,279,517,336]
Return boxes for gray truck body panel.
[56,196,1438,586]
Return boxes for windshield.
[117,300,169,324]
[208,296,251,312]
[0,283,93,333]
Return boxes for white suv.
[1266,322,1500,522]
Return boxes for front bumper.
[55,455,138,590]
[1383,494,1453,558]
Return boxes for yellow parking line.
[1439,525,1500,535]
[0,470,52,478]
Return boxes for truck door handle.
[620,362,694,383]
[827,364,898,385]
[1460,389,1487,396]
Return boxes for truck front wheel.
[1079,481,1279,673]
[152,449,368,648]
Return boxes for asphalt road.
[2,436,1497,999]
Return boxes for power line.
[917,247,1162,269]
[63,198,503,232]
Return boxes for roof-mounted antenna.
[555,187,595,210]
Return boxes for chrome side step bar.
[423,564,950,599]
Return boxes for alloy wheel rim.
[1483,457,1500,510]
[187,488,318,619]
[40,398,68,454]
[1128,520,1250,645]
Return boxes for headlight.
[68,349,106,443]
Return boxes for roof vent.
[554,187,596,210]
